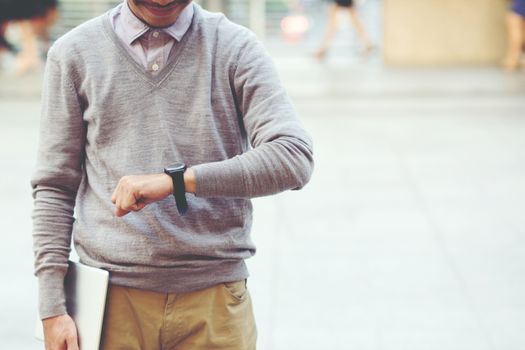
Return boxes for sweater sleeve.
[31,54,86,319]
[192,33,314,198]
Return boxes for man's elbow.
[290,153,314,191]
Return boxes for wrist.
[184,167,196,194]
[164,164,189,215]
[38,270,67,320]
[161,173,173,196]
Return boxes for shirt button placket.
[149,30,161,73]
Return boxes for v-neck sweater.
[31,3,314,319]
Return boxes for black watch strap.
[164,164,188,215]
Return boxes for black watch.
[164,163,188,215]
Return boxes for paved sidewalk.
[1,46,525,350]
[251,55,525,350]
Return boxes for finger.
[130,202,146,212]
[115,189,123,210]
[115,202,144,216]
[114,195,122,216]
[53,339,66,350]
[119,200,144,214]
[116,180,128,207]
[120,185,141,211]
[65,334,79,350]
[115,184,130,215]
[119,195,137,212]
[115,207,130,217]
[111,182,119,204]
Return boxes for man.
[31,0,314,349]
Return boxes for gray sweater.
[31,3,313,319]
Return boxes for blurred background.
[1,0,525,349]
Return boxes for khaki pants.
[100,280,257,350]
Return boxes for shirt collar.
[121,0,194,44]
[163,3,194,41]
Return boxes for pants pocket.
[222,279,248,302]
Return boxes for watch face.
[165,163,186,173]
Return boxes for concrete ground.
[1,35,525,350]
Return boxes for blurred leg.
[314,4,340,60]
[348,7,373,54]
[0,22,6,52]
[0,22,6,70]
[522,17,525,66]
[14,20,40,75]
[32,7,58,40]
[31,17,47,38]
[503,12,523,71]
[31,7,58,58]
[0,22,7,47]
[0,21,14,52]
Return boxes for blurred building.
[51,0,291,40]
[50,0,510,65]
[384,0,508,65]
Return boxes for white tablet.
[35,261,109,350]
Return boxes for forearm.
[192,136,313,198]
[32,185,76,319]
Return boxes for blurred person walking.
[503,0,525,71]
[314,0,373,60]
[0,21,15,58]
[0,0,58,74]
[31,0,314,349]
[30,2,59,55]
[0,2,17,67]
